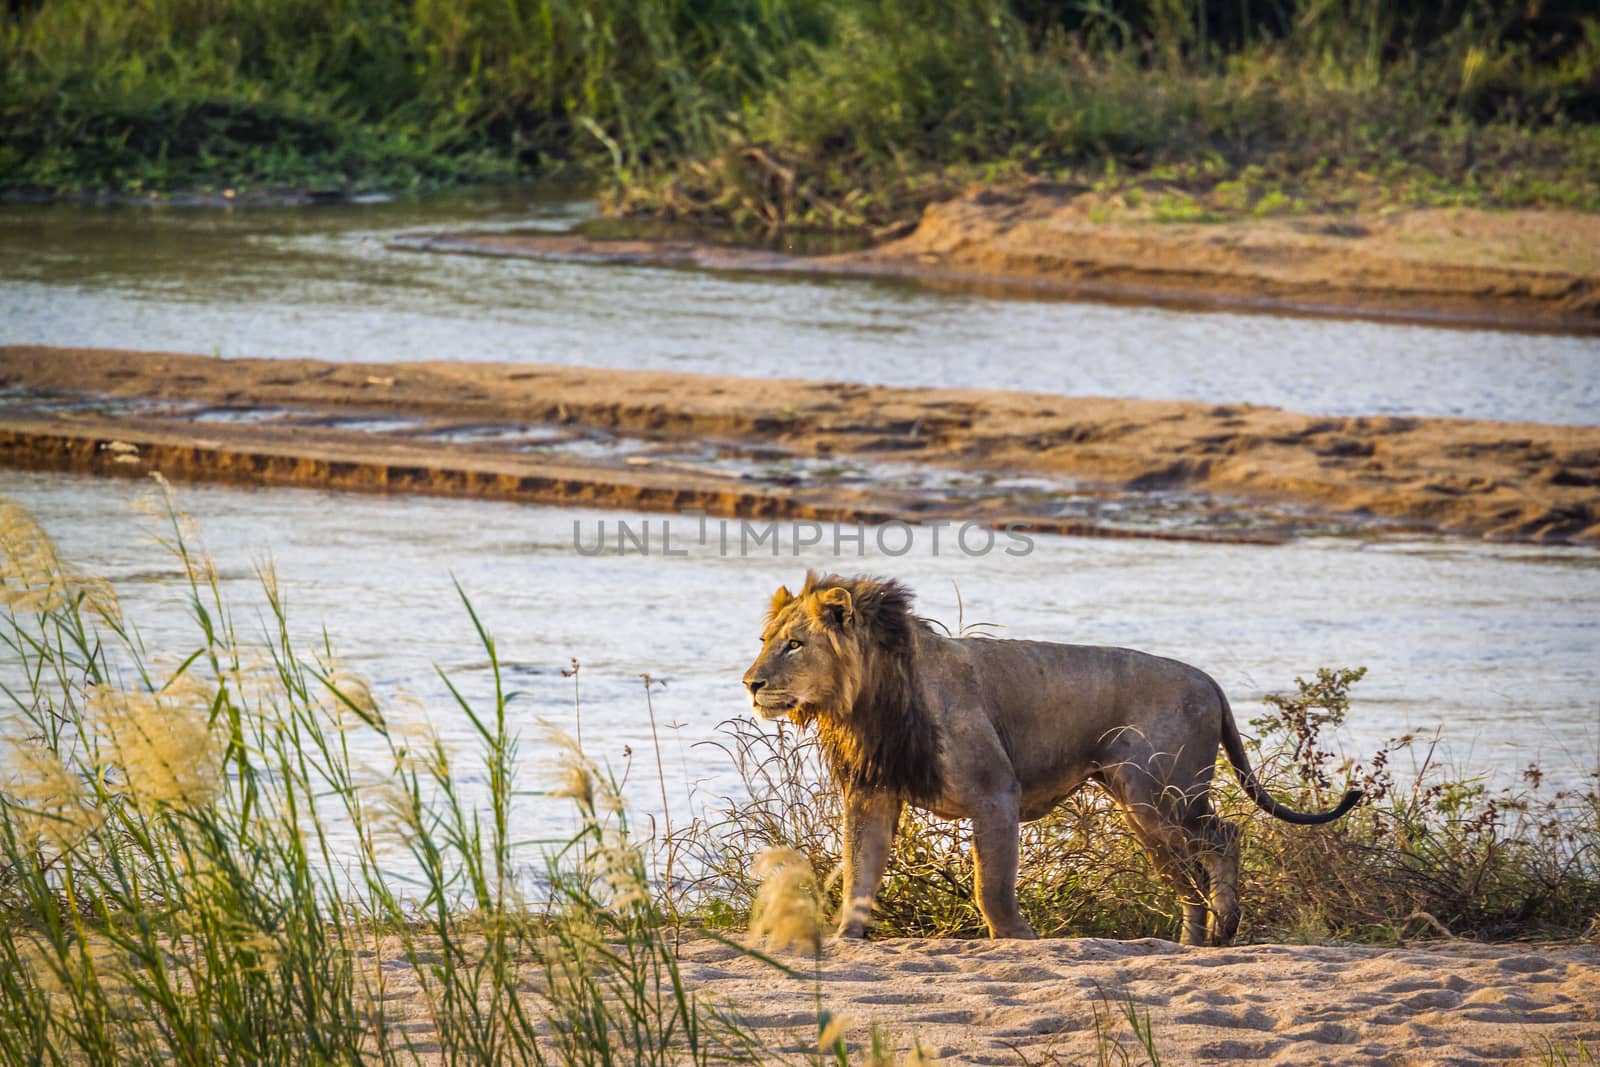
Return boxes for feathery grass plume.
[1,481,824,1066]
[547,725,597,817]
[219,648,283,721]
[363,776,427,855]
[87,670,224,814]
[748,846,825,953]
[2,740,102,853]
[136,472,217,587]
[827,1021,937,1067]
[360,718,444,849]
[314,651,381,731]
[387,716,440,765]
[818,1011,851,1053]
[597,831,652,911]
[0,496,119,622]
[13,932,140,1022]
[545,726,652,911]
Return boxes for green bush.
[3,0,1597,217]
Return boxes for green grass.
[0,486,806,1066]
[1540,1038,1598,1067]
[2,1,1598,222]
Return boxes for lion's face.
[741,580,860,723]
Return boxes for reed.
[2,484,1596,1066]
[0,485,855,1066]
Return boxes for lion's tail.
[1211,678,1362,826]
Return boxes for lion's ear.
[769,585,795,614]
[809,586,854,631]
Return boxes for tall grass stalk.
[3,484,1596,1065]
[0,485,801,1066]
[641,673,677,905]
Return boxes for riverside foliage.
[2,0,1597,222]
[678,684,1600,944]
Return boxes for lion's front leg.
[971,789,1037,940]
[838,788,902,939]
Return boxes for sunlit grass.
[2,0,1597,219]
[675,677,1600,944]
[0,483,825,1066]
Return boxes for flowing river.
[2,188,1597,423]
[1,190,1598,845]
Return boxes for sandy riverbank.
[366,935,1600,1065]
[2,345,1597,543]
[405,195,1600,335]
[853,191,1600,335]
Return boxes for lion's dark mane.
[805,574,944,803]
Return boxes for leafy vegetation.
[2,0,1597,224]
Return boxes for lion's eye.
[785,639,803,652]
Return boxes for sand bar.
[405,197,1600,335]
[2,345,1597,544]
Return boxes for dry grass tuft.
[0,497,119,622]
[748,846,827,954]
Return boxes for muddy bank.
[404,195,1600,334]
[3,345,1598,544]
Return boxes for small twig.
[1397,909,1465,944]
[641,674,676,931]
[560,657,581,750]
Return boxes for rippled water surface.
[2,190,1596,423]
[5,470,1596,840]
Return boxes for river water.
[2,468,1595,820]
[2,189,1597,424]
[1,191,1597,846]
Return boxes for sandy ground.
[855,192,1600,335]
[365,935,1600,1065]
[405,196,1600,334]
[4,346,1598,544]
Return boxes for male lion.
[741,572,1360,946]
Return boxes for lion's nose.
[745,677,766,695]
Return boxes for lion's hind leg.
[970,787,1038,940]
[1200,817,1241,946]
[1102,769,1215,946]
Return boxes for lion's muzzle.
[751,700,795,721]
[748,688,797,721]
[743,673,794,721]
